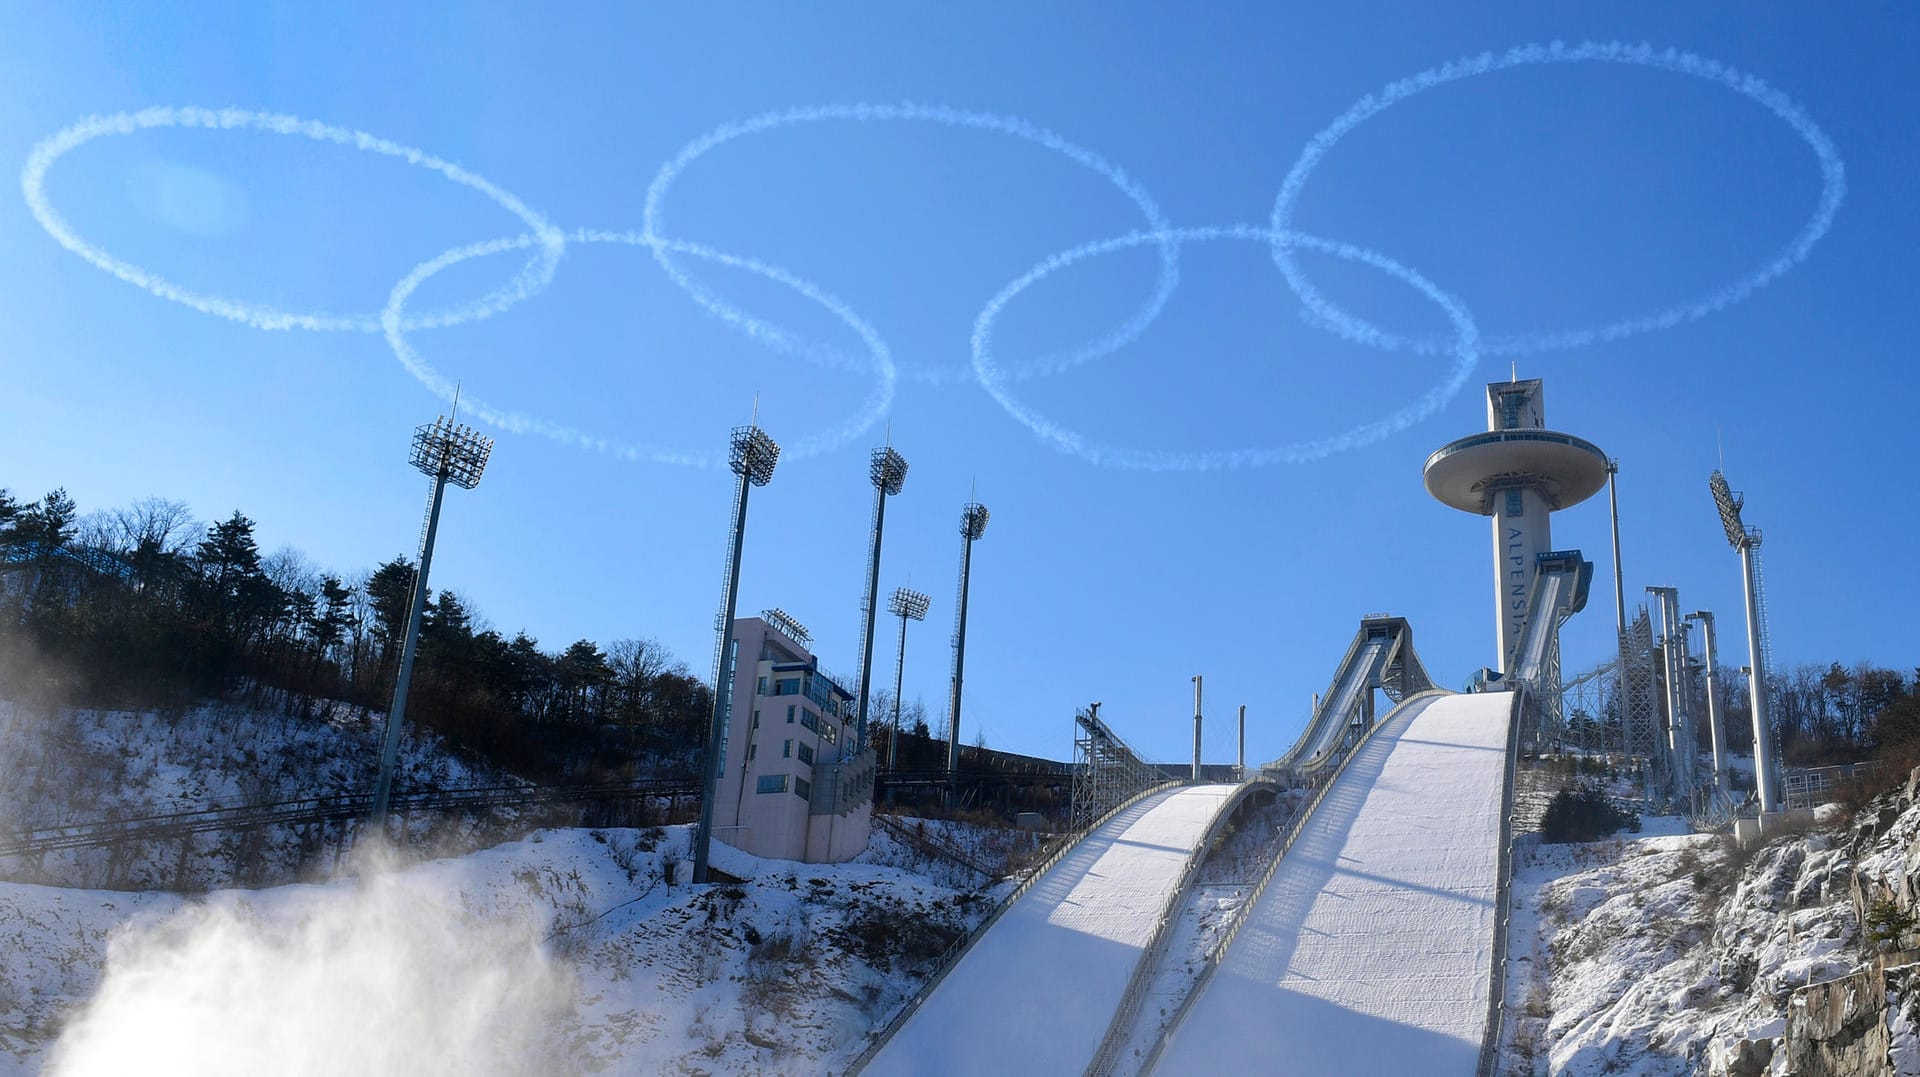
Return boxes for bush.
[1540,783,1641,843]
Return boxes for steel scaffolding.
[1070,704,1158,832]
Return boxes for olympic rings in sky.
[20,42,1847,471]
[382,229,896,468]
[21,107,566,333]
[1270,40,1847,357]
[642,102,1180,385]
[972,227,1480,471]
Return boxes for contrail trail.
[382,229,896,469]
[642,102,1180,386]
[1269,40,1846,358]
[22,106,566,333]
[970,226,1480,472]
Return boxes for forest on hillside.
[0,485,721,784]
[2,483,1915,786]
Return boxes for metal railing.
[844,780,1181,1075]
[0,777,698,860]
[1477,689,1525,1076]
[871,813,998,880]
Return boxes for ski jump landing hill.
[854,612,1554,1077]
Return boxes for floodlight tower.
[693,423,780,885]
[885,587,931,770]
[946,501,990,805]
[1711,470,1780,813]
[851,447,909,757]
[1424,379,1610,673]
[371,415,493,829]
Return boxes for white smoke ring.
[22,106,567,333]
[971,226,1480,471]
[383,228,896,468]
[643,102,1180,385]
[1270,40,1847,357]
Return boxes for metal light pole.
[852,447,909,757]
[886,587,931,770]
[693,424,780,885]
[1607,460,1626,638]
[1238,705,1247,782]
[1688,611,1730,796]
[946,501,989,807]
[1191,675,1203,782]
[1711,470,1779,814]
[371,415,493,831]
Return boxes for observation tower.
[1424,379,1609,673]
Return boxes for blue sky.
[3,3,1915,765]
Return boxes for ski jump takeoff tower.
[1424,379,1609,676]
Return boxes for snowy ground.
[1159,691,1512,1074]
[863,784,1238,1077]
[0,700,520,890]
[1500,812,1860,1074]
[0,820,1019,1076]
[1106,793,1300,1077]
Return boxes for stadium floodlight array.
[884,587,932,770]
[1710,469,1780,813]
[946,501,990,804]
[408,416,493,489]
[763,607,811,647]
[852,447,910,757]
[371,414,494,830]
[694,423,781,884]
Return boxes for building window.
[787,704,796,723]
[820,721,837,745]
[748,743,757,761]
[795,778,811,801]
[1505,489,1523,516]
[752,709,760,728]
[756,774,787,794]
[800,711,819,733]
[1500,392,1523,430]
[757,676,768,696]
[797,743,814,765]
[775,677,800,696]
[783,739,792,758]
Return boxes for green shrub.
[1541,783,1641,843]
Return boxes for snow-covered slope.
[0,700,512,890]
[0,823,1005,1076]
[863,783,1238,1077]
[1158,691,1512,1074]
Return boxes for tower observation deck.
[1424,379,1608,674]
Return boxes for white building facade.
[713,615,875,863]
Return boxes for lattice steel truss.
[1559,659,1621,753]
[1071,705,1158,832]
[1620,607,1667,794]
[1535,626,1565,750]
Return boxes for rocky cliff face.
[1505,768,1920,1077]
[1503,811,1862,1074]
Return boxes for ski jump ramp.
[862,783,1239,1077]
[1154,689,1516,1075]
